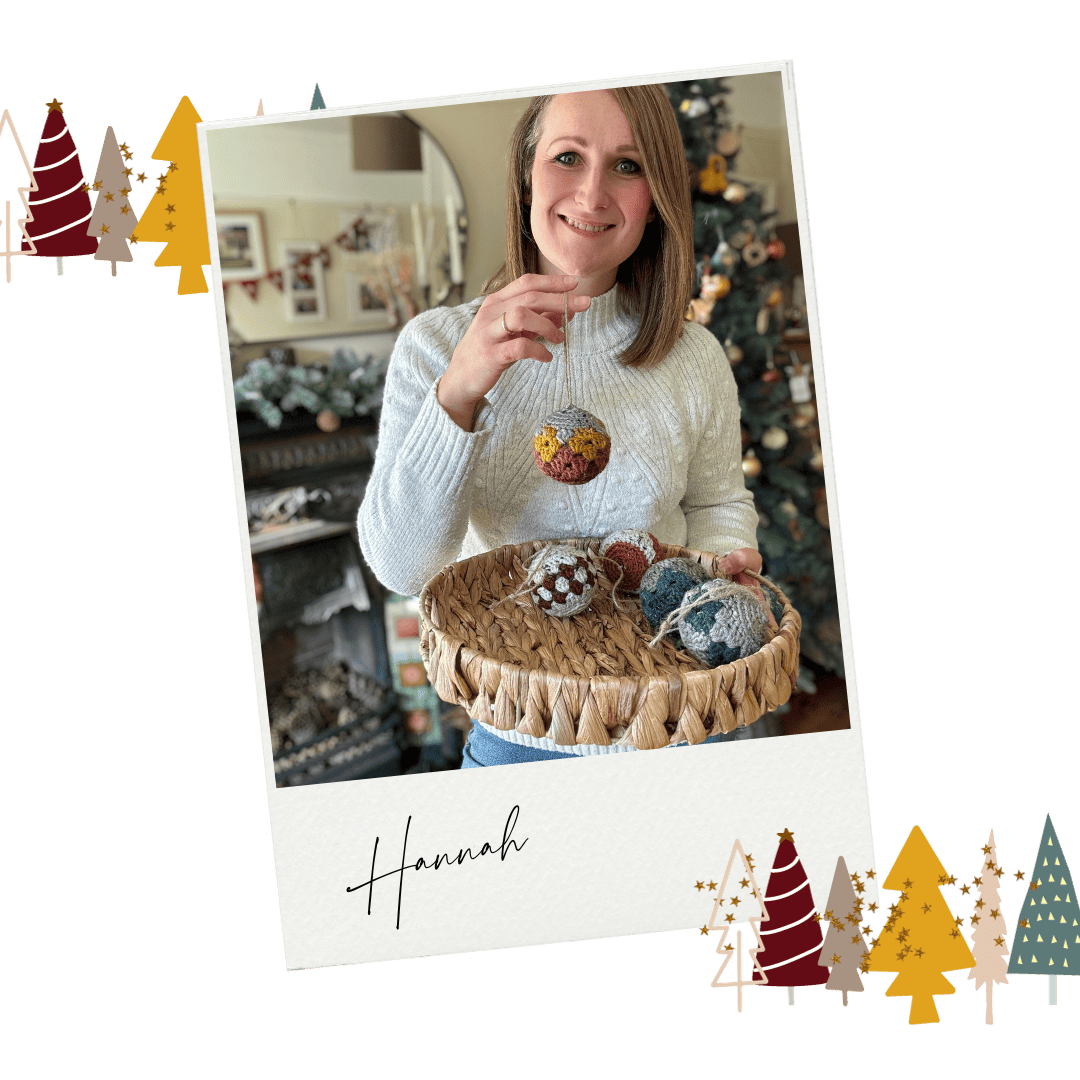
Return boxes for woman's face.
[528,91,654,296]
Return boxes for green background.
[6,4,1071,1075]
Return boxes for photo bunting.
[199,61,876,968]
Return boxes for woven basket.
[418,539,801,750]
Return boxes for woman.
[358,86,769,765]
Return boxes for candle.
[445,192,463,285]
[410,203,426,287]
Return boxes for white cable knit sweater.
[357,285,758,598]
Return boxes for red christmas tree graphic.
[22,99,97,272]
[752,828,828,1000]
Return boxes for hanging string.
[563,290,572,406]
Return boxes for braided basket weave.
[418,539,801,750]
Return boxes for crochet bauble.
[676,581,770,667]
[528,545,597,617]
[598,530,660,593]
[639,557,710,636]
[533,404,611,485]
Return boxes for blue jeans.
[461,717,771,768]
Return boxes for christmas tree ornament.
[766,238,787,260]
[765,286,783,308]
[762,367,782,384]
[724,340,744,363]
[728,228,752,250]
[23,98,98,274]
[716,241,739,271]
[686,296,714,324]
[700,272,731,301]
[786,352,813,404]
[791,402,817,429]
[809,445,824,472]
[316,409,341,432]
[743,239,768,267]
[762,426,789,450]
[526,544,598,617]
[598,530,660,594]
[699,153,728,194]
[533,293,611,485]
[756,306,771,335]
[658,579,770,666]
[741,450,762,478]
[716,126,742,157]
[815,501,829,529]
[679,96,709,119]
[722,182,747,204]
[639,557,710,637]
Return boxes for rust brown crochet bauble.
[533,404,611,485]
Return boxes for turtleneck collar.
[562,284,639,359]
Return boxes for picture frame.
[280,240,328,323]
[215,210,268,282]
[344,270,398,328]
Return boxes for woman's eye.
[616,159,642,175]
[554,151,579,166]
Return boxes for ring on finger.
[500,312,511,337]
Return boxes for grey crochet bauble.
[639,557,710,635]
[676,582,770,667]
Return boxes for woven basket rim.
[418,538,801,749]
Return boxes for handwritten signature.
[346,805,527,928]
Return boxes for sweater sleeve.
[679,325,759,556]
[357,304,493,596]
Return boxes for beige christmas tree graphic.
[967,829,1009,1024]
[705,839,769,1012]
[87,127,137,276]
[0,108,38,281]
[132,96,210,294]
[867,826,976,1024]
[818,855,871,1006]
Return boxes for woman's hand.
[437,274,591,431]
[718,548,777,630]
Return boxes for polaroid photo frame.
[199,60,875,969]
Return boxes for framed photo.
[280,241,327,323]
[344,270,397,328]
[200,63,874,972]
[215,210,267,282]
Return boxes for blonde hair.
[482,86,694,368]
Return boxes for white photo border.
[198,60,875,969]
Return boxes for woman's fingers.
[495,305,566,344]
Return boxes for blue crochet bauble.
[676,582,770,667]
[639,558,710,636]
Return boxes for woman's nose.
[575,164,609,209]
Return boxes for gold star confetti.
[954,915,964,926]
[104,192,114,202]
[168,161,179,172]
[825,909,835,921]
[1029,881,1040,892]
[896,951,907,962]
[93,180,102,191]
[157,172,168,183]
[971,914,981,925]
[854,881,866,894]
[974,877,982,887]
[975,899,985,910]
[871,937,881,948]
[950,929,960,938]
[699,925,710,935]
[165,221,175,231]
[922,903,931,914]
[939,875,949,885]
[960,884,971,895]
[899,891,909,902]
[865,869,876,880]
[707,881,717,891]
[156,184,167,195]
[739,878,749,889]
[811,912,822,923]
[120,187,130,196]
[867,902,877,913]
[832,954,842,964]
[990,908,1000,920]
[946,875,957,886]
[98,224,109,234]
[1015,870,1025,881]
[850,871,861,883]
[1020,919,1029,928]
[165,203,176,214]
[850,934,860,944]
[993,866,1004,878]
[730,896,741,907]
[725,913,735,924]
[136,172,147,183]
[982,844,992,855]
[724,944,733,952]
[123,167,133,179]
[46,98,63,112]
[118,142,130,154]
[897,929,909,943]
[130,234,139,244]
[986,860,996,871]
[80,183,89,192]
[995,935,1006,946]
[903,879,914,889]
[694,881,704,891]
[120,206,130,215]
[861,924,871,935]
[914,948,924,958]
[122,149,132,161]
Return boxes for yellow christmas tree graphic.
[132,96,209,294]
[867,826,976,1024]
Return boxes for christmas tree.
[867,826,976,1024]
[752,828,828,1001]
[22,98,97,274]
[87,127,137,276]
[664,79,842,675]
[0,108,37,281]
[1008,814,1077,1005]
[706,839,768,1011]
[132,96,210,294]
[818,855,870,1005]
[967,829,1009,1023]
